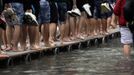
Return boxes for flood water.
[1,38,134,75]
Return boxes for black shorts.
[93,0,102,19]
[101,11,112,19]
[67,0,73,11]
[0,18,6,30]
[49,2,58,23]
[76,0,86,12]
[57,2,67,22]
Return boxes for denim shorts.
[11,3,24,25]
[38,1,50,24]
[57,2,67,22]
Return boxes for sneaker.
[23,12,39,25]
[83,3,92,16]
[71,8,81,16]
[101,3,111,13]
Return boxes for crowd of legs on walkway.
[0,0,117,54]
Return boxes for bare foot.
[18,46,28,52]
[49,42,56,47]
[45,43,51,47]
[30,45,41,50]
[93,32,98,36]
[111,22,117,29]
[4,46,12,51]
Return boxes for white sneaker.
[71,8,81,16]
[83,3,92,16]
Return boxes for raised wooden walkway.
[0,28,120,68]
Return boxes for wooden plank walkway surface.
[0,28,120,67]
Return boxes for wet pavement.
[0,38,134,75]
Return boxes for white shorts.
[120,27,133,44]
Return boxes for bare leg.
[41,23,50,46]
[0,29,2,50]
[102,19,108,35]
[64,16,70,41]
[6,26,13,50]
[97,19,102,35]
[78,15,85,39]
[20,26,28,50]
[111,14,117,28]
[83,12,88,37]
[123,44,131,59]
[35,26,41,49]
[49,23,56,46]
[1,29,8,49]
[70,17,75,40]
[59,22,65,44]
[12,25,20,51]
[107,17,112,29]
[28,26,38,50]
[94,19,98,35]
[89,18,96,36]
